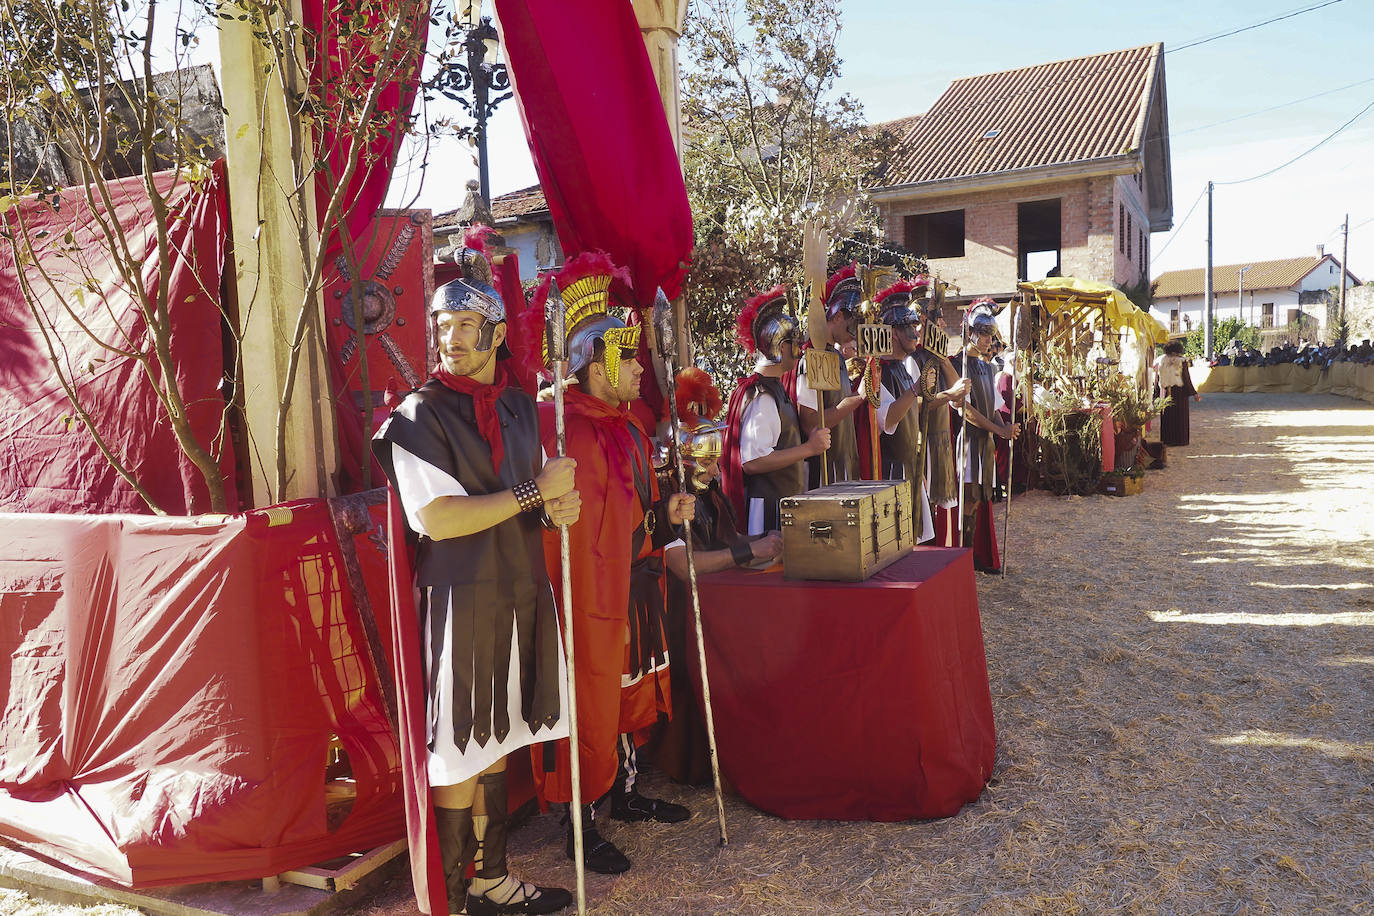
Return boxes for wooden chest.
[779,480,914,582]
[1097,472,1144,497]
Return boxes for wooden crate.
[779,480,914,581]
[1098,473,1144,497]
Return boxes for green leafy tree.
[681,0,901,382]
[1182,316,1263,359]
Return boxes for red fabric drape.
[302,0,429,496]
[300,0,426,257]
[0,165,236,514]
[0,498,404,886]
[494,0,692,305]
[382,492,448,916]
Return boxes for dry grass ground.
[5,392,1371,915]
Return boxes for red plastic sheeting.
[0,166,237,515]
[695,549,996,822]
[0,498,403,887]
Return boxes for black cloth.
[950,353,998,497]
[653,478,746,785]
[879,358,923,515]
[373,380,563,752]
[1157,362,1197,447]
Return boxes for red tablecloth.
[695,548,995,821]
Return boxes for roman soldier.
[656,368,783,784]
[792,264,865,487]
[906,279,969,546]
[373,243,575,916]
[533,252,695,876]
[873,280,930,540]
[950,298,1021,570]
[721,286,830,534]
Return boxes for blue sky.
[382,1,1374,281]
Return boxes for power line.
[1173,76,1374,137]
[871,3,1350,142]
[1215,97,1374,185]
[1150,185,1207,268]
[1168,0,1347,54]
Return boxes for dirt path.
[7,392,1372,915]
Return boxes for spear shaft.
[653,290,728,847]
[546,283,586,916]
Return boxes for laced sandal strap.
[472,873,543,906]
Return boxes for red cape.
[381,491,448,915]
[535,389,670,804]
[720,373,764,523]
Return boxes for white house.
[1151,252,1361,341]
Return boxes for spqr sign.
[803,348,843,392]
[856,323,892,359]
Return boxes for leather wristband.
[513,478,544,513]
[731,540,754,568]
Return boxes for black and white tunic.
[374,381,568,786]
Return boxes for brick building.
[870,44,1173,305]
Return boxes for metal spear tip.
[545,278,569,361]
[652,287,676,357]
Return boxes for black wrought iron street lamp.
[431,1,511,210]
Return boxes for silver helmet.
[432,245,506,353]
[739,286,801,365]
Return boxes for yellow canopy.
[1018,277,1169,346]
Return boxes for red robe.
[535,388,671,804]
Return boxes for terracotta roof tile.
[434,184,549,230]
[882,44,1161,188]
[1151,256,1355,298]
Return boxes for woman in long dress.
[1153,340,1201,446]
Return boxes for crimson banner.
[494,0,692,304]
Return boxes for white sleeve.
[391,443,468,536]
[876,381,899,435]
[796,363,819,411]
[739,394,782,464]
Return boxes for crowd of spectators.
[1211,338,1374,369]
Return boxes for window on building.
[1288,307,1301,327]
[904,210,965,259]
[1118,204,1125,252]
[1170,308,1179,333]
[1017,198,1062,281]
[1126,213,1133,260]
[1139,229,1146,267]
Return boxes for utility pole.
[1205,181,1214,360]
[1238,265,1252,330]
[1340,213,1350,342]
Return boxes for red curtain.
[0,165,237,515]
[494,0,693,305]
[0,498,404,886]
[301,0,429,495]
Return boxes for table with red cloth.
[693,548,995,822]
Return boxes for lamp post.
[434,1,511,211]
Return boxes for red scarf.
[432,362,509,475]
